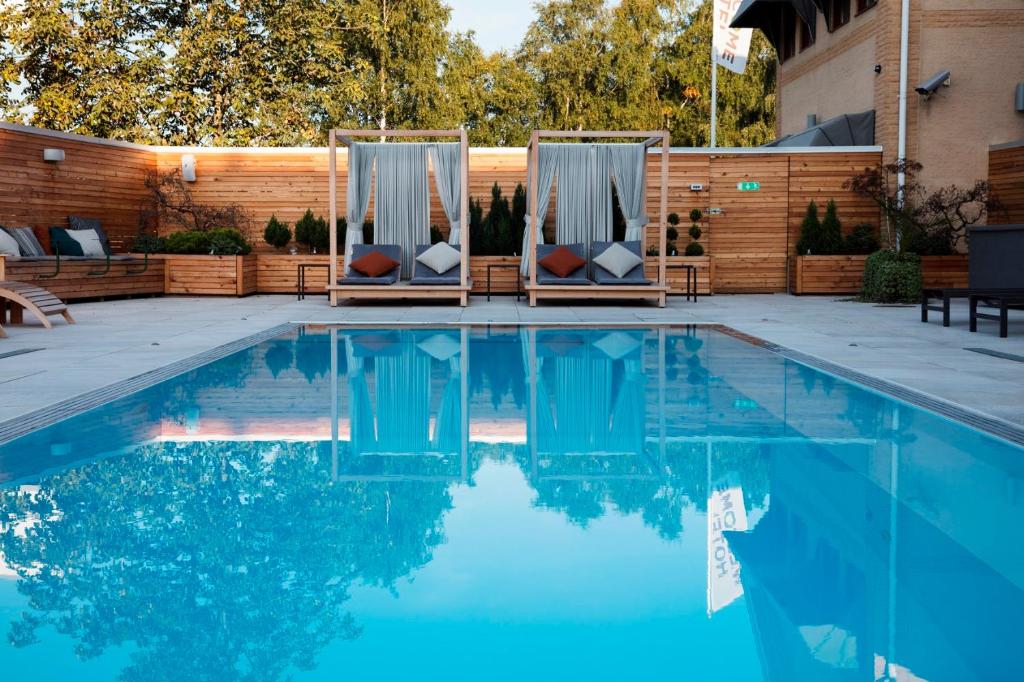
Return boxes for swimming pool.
[0,325,1021,681]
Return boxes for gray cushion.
[69,216,112,255]
[2,226,46,257]
[535,243,591,285]
[0,228,21,257]
[410,244,461,284]
[591,240,651,285]
[416,241,461,275]
[340,244,401,284]
[592,241,642,278]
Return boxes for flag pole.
[710,50,718,148]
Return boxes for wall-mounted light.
[181,154,197,182]
[43,148,65,163]
[1016,83,1024,113]
[806,113,818,129]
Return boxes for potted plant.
[792,198,870,295]
[685,209,704,256]
[263,215,292,251]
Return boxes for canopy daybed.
[327,130,471,307]
[522,130,670,307]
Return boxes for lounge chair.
[0,279,75,331]
[590,240,651,286]
[409,244,462,285]
[338,244,401,285]
[535,243,591,285]
[969,293,1024,338]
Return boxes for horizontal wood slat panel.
[989,146,1024,223]
[4,258,165,300]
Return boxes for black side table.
[486,263,522,301]
[665,263,698,302]
[297,263,331,301]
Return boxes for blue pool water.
[0,325,1022,681]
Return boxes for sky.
[446,0,538,53]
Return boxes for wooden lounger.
[328,282,471,307]
[526,283,668,308]
[0,280,76,331]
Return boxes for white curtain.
[520,145,559,276]
[344,143,377,273]
[374,144,431,278]
[429,143,462,245]
[555,145,612,268]
[609,144,648,242]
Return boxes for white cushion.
[0,229,21,257]
[593,331,642,360]
[68,228,106,257]
[416,242,461,275]
[417,333,461,361]
[593,242,642,278]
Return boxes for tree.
[819,199,843,255]
[796,200,821,255]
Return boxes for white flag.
[712,0,753,75]
[706,481,749,614]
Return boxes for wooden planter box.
[163,254,258,296]
[469,255,521,294]
[644,256,714,295]
[921,254,969,288]
[792,255,867,295]
[256,254,335,294]
[2,254,165,301]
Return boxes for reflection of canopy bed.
[524,327,664,481]
[328,328,469,482]
[327,130,471,307]
[523,130,670,307]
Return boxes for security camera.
[915,70,950,98]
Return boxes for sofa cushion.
[592,242,642,278]
[69,216,112,255]
[416,241,461,275]
[0,228,22,257]
[68,228,107,257]
[350,249,400,278]
[3,226,46,257]
[49,227,86,256]
[538,245,586,278]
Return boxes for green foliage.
[430,225,444,244]
[511,183,527,252]
[796,201,821,255]
[362,220,374,245]
[844,223,880,255]
[263,215,291,249]
[688,224,702,241]
[689,208,702,223]
[684,242,704,256]
[294,210,327,253]
[163,230,211,254]
[667,212,680,226]
[130,232,165,254]
[819,199,843,255]
[207,228,252,255]
[471,184,519,256]
[861,250,922,303]
[1,0,776,148]
[666,226,679,243]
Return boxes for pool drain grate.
[964,347,1024,363]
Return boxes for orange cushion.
[538,246,586,278]
[33,226,52,254]
[350,250,399,278]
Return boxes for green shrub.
[688,224,702,241]
[263,214,291,249]
[294,209,326,253]
[796,201,820,255]
[844,223,880,254]
[689,208,702,223]
[430,225,444,244]
[666,226,679,243]
[820,199,843,254]
[164,230,211,254]
[684,242,705,257]
[130,233,165,254]
[861,250,921,303]
[668,212,680,226]
[207,228,252,255]
[362,219,374,245]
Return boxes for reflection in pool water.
[0,326,1022,681]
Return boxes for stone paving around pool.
[1,294,1022,427]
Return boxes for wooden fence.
[1,123,883,293]
[990,142,1024,224]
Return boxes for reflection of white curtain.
[431,355,462,454]
[374,144,431,278]
[344,143,377,273]
[609,144,648,242]
[520,146,559,276]
[429,143,462,245]
[346,338,376,451]
[608,353,646,455]
[374,337,432,453]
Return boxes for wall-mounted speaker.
[43,148,65,162]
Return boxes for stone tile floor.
[1,293,1022,426]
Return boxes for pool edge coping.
[2,321,1022,449]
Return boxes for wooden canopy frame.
[327,129,471,307]
[525,130,670,307]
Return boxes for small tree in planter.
[844,224,880,254]
[263,215,292,251]
[796,201,821,255]
[820,199,843,254]
[666,212,680,256]
[685,208,704,256]
[294,210,328,254]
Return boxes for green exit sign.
[736,181,760,191]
